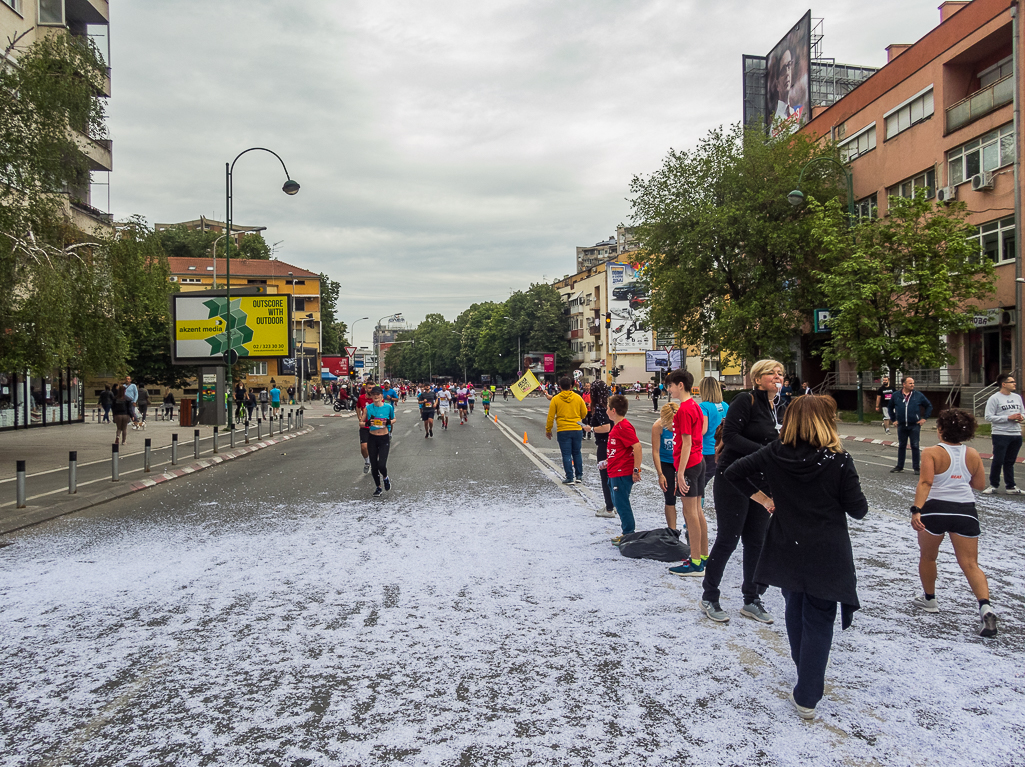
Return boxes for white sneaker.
[913,594,939,613]
[595,508,616,518]
[980,604,998,637]
[982,486,997,495]
[789,692,816,721]
[1005,487,1024,495]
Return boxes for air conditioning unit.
[971,172,995,191]
[169,275,178,282]
[936,186,956,203]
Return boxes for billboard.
[321,356,350,377]
[524,353,555,374]
[607,262,653,353]
[645,349,685,372]
[765,11,811,136]
[172,293,292,364]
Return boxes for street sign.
[345,346,358,358]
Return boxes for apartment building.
[799,0,1022,410]
[154,217,268,250]
[574,225,642,273]
[1,0,113,232]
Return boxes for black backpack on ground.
[618,527,690,562]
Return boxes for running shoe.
[383,477,391,491]
[425,432,429,439]
[914,469,920,475]
[980,604,998,637]
[789,692,816,721]
[913,594,939,613]
[610,535,623,546]
[668,560,705,577]
[1006,487,1024,495]
[700,600,730,623]
[595,508,616,518]
[982,486,997,495]
[885,428,891,434]
[372,487,383,497]
[889,467,903,473]
[574,478,583,485]
[562,478,575,485]
[363,462,370,474]
[740,600,774,624]
[430,429,434,436]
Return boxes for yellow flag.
[511,370,541,401]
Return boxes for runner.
[456,384,469,425]
[911,408,998,637]
[383,380,400,408]
[468,384,476,414]
[400,384,408,403]
[357,381,372,472]
[503,387,509,401]
[481,386,492,417]
[418,385,437,438]
[364,386,395,497]
[437,386,451,430]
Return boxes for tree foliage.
[155,226,271,263]
[808,192,995,377]
[318,272,347,355]
[629,123,847,365]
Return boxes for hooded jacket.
[724,440,869,629]
[546,390,588,433]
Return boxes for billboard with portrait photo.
[765,11,811,136]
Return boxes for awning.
[321,372,338,380]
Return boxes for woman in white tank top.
[910,408,997,637]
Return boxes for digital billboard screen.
[765,11,811,136]
[524,353,555,374]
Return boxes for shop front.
[0,368,85,431]
[968,309,1015,386]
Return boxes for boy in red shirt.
[600,394,643,544]
[666,369,709,576]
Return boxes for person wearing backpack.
[258,387,269,419]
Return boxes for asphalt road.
[1,395,1023,766]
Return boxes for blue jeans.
[608,475,636,534]
[896,423,921,470]
[990,434,1023,488]
[556,429,583,482]
[782,589,837,709]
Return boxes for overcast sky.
[108,0,943,347]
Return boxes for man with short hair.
[546,376,590,485]
[124,375,139,429]
[891,376,932,474]
[418,385,437,438]
[665,369,710,577]
[875,375,894,435]
[984,372,1025,494]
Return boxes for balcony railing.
[946,75,1014,133]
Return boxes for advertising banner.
[765,11,811,136]
[645,350,670,372]
[607,262,653,353]
[523,353,555,374]
[321,356,350,376]
[511,370,541,401]
[172,293,292,364]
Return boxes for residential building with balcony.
[575,225,642,273]
[798,0,1023,413]
[154,217,268,251]
[1,0,113,233]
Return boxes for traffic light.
[604,313,611,328]
[610,366,619,378]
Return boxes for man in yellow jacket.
[546,376,590,485]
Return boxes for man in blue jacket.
[890,376,933,474]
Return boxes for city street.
[1,396,1023,766]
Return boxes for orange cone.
[494,415,498,424]
[523,431,528,444]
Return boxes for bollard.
[194,429,200,459]
[230,424,236,449]
[245,420,250,444]
[279,413,284,434]
[69,451,77,494]
[172,433,178,465]
[111,443,120,482]
[288,411,293,431]
[257,418,262,440]
[213,426,219,454]
[16,460,26,508]
[144,438,151,472]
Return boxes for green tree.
[629,123,846,366]
[808,192,995,379]
[318,273,346,355]
[155,226,271,262]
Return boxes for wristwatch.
[910,505,921,516]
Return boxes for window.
[947,124,1015,185]
[970,217,1016,265]
[246,279,267,285]
[979,57,1013,88]
[247,361,268,376]
[180,277,203,284]
[839,123,876,162]
[889,169,936,200]
[855,194,878,220]
[38,0,62,24]
[293,298,305,311]
[884,87,934,140]
[2,0,22,14]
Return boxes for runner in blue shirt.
[365,386,396,497]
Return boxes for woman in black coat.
[724,394,868,721]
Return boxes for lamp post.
[224,147,299,431]
[375,313,402,382]
[787,156,862,420]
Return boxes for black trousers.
[368,432,391,485]
[595,434,614,512]
[990,434,1023,488]
[783,589,837,709]
[703,469,770,604]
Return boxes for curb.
[839,433,1023,463]
[0,426,315,536]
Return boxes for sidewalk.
[837,420,1023,462]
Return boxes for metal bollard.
[69,451,77,494]
[256,418,262,440]
[111,443,119,482]
[230,423,236,448]
[16,460,26,508]
[288,411,293,430]
[213,426,219,454]
[279,413,284,434]
[194,429,200,459]
[245,420,250,444]
[172,433,178,466]
[144,438,151,472]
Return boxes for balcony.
[72,131,112,171]
[66,0,109,25]
[587,325,601,336]
[571,329,583,339]
[946,75,1013,133]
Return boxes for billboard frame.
[764,10,812,136]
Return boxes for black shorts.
[660,461,680,505]
[458,403,468,410]
[359,426,370,444]
[920,499,981,538]
[682,461,706,498]
[421,409,435,421]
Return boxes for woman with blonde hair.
[725,395,868,720]
[698,377,728,496]
[652,402,682,531]
[700,359,784,625]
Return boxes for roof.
[166,258,320,279]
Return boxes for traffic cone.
[494,415,498,424]
[522,431,528,444]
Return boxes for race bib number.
[370,418,387,428]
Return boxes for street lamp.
[376,312,403,382]
[223,147,299,431]
[787,156,863,421]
